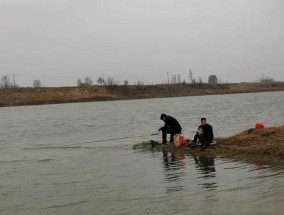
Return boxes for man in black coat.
[159,113,182,144]
[193,117,214,147]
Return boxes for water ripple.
[44,200,88,209]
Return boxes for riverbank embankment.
[1,82,284,107]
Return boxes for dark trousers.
[162,127,181,143]
[193,134,211,147]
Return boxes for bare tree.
[106,77,115,86]
[77,78,82,87]
[97,77,104,85]
[171,75,177,84]
[84,77,93,86]
[208,75,218,85]
[136,80,144,85]
[123,80,129,86]
[33,79,41,88]
[198,77,203,84]
[177,74,181,84]
[189,69,193,84]
[102,76,120,87]
[259,75,275,84]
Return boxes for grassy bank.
[213,125,284,165]
[134,125,284,165]
[0,82,284,107]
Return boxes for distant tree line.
[0,73,280,89]
[77,76,129,87]
[169,72,219,85]
[259,75,275,84]
[77,77,93,87]
[0,72,278,89]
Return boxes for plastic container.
[255,123,265,129]
[174,134,185,147]
[179,134,184,144]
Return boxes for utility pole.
[167,72,170,84]
[3,76,8,88]
[189,68,192,84]
[13,73,16,88]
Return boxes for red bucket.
[255,123,265,129]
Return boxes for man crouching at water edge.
[193,117,214,147]
[159,113,182,144]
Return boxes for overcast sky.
[0,0,283,87]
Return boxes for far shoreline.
[0,82,284,107]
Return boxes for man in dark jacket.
[159,113,182,144]
[193,117,214,147]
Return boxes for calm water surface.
[0,91,283,215]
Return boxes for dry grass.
[212,126,284,165]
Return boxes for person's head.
[201,117,207,125]
[160,113,167,121]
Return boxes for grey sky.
[0,0,283,87]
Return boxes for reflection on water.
[162,149,186,193]
[161,149,218,193]
[193,155,217,190]
[154,148,284,215]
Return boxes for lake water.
[0,91,283,215]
